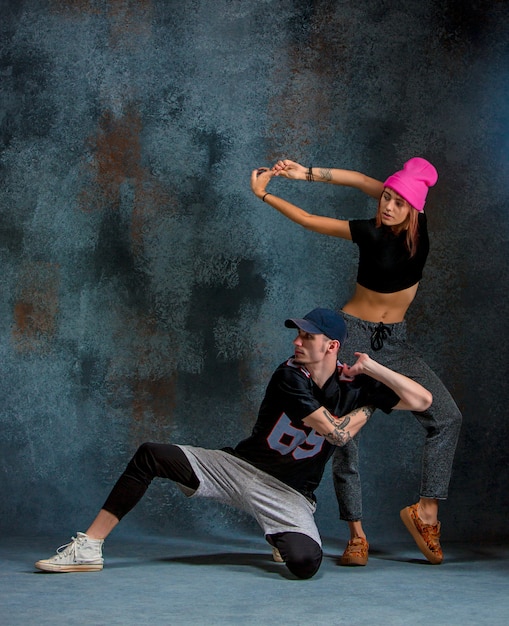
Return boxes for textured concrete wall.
[1,0,508,542]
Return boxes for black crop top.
[349,213,429,293]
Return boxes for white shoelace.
[54,536,80,560]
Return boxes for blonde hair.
[375,197,420,257]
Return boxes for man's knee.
[415,399,463,436]
[132,441,178,468]
[270,532,323,580]
[286,550,322,579]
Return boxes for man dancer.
[35,308,431,579]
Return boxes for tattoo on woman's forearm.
[319,167,332,181]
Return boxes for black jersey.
[229,358,399,501]
[349,213,429,293]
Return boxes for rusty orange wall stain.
[12,262,60,353]
[80,107,144,211]
[107,0,153,48]
[105,312,179,441]
[94,107,143,193]
[48,0,153,24]
[130,181,180,251]
[266,6,350,161]
[79,104,179,257]
[51,0,155,216]
[130,373,178,440]
[50,0,178,438]
[49,0,153,49]
[48,0,102,16]
[79,105,178,227]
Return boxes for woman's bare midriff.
[341,283,419,324]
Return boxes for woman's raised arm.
[250,168,352,240]
[272,159,384,199]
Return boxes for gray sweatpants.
[177,445,322,545]
[334,312,463,521]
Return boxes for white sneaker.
[35,532,104,572]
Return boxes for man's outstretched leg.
[35,443,198,573]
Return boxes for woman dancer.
[250,157,462,566]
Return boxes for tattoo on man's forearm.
[320,406,375,447]
[322,409,350,430]
[325,427,352,447]
[319,167,332,181]
[362,406,375,421]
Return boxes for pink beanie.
[383,157,438,212]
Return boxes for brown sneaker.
[400,503,443,564]
[340,537,369,566]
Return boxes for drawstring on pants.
[370,322,392,351]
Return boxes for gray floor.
[1,532,508,625]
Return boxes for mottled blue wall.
[1,0,508,542]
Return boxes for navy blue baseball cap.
[285,308,347,344]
